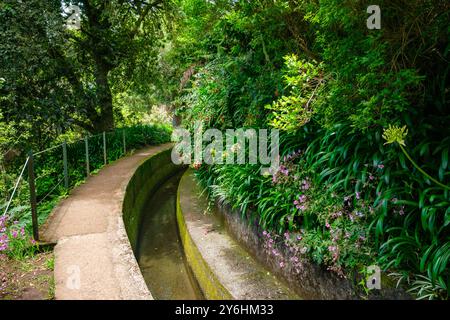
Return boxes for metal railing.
[2,129,128,241]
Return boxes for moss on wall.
[122,148,183,252]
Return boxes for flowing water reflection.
[136,171,204,300]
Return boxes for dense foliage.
[0,124,171,259]
[0,0,173,149]
[160,0,449,299]
[0,0,448,300]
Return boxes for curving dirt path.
[40,144,172,300]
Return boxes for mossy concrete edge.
[176,172,233,300]
[122,147,182,252]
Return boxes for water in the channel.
[136,171,204,300]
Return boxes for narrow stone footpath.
[41,144,172,300]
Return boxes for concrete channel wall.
[41,144,173,300]
[177,170,300,300]
[215,194,411,300]
[176,169,410,300]
[122,148,183,253]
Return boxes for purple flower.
[301,180,310,190]
[272,175,277,184]
[355,192,361,200]
[279,165,289,176]
[279,261,285,268]
[296,235,302,241]
[11,230,18,238]
[263,231,267,236]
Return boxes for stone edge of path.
[40,143,173,300]
[176,169,301,300]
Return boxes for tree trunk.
[91,59,115,133]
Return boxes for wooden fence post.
[85,137,90,176]
[27,151,39,241]
[123,130,126,155]
[62,141,69,189]
[103,131,107,165]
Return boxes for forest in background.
[1,0,449,299]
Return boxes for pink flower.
[378,164,384,169]
[279,261,285,268]
[325,222,331,229]
[301,180,310,190]
[355,192,361,200]
[11,230,18,238]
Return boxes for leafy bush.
[167,0,449,299]
[1,124,172,241]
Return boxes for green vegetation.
[1,125,171,259]
[1,0,173,262]
[160,1,449,299]
[0,0,448,300]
